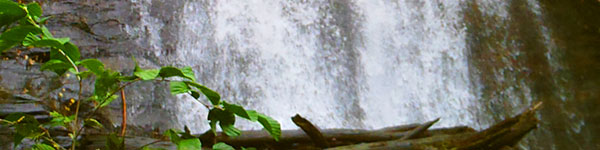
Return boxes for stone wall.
[0,0,191,149]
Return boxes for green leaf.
[94,70,120,98]
[32,38,79,62]
[176,138,201,150]
[158,66,195,81]
[159,66,184,78]
[106,133,124,150]
[13,134,24,148]
[79,59,104,74]
[36,16,50,23]
[84,118,103,129]
[48,111,74,127]
[181,66,196,82]
[208,108,239,137]
[213,143,235,150]
[31,38,64,49]
[190,90,200,99]
[32,143,55,150]
[257,113,281,141]
[164,129,182,144]
[55,37,70,44]
[62,42,80,61]
[1,25,41,41]
[77,70,93,79]
[220,123,241,137]
[5,113,36,123]
[241,147,257,150]
[223,102,258,121]
[16,123,43,138]
[134,69,160,80]
[186,82,220,105]
[169,81,190,95]
[41,26,53,38]
[0,0,27,26]
[98,95,118,108]
[26,2,43,18]
[0,25,40,52]
[79,59,104,75]
[40,59,71,75]
[22,32,40,46]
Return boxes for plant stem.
[39,125,67,150]
[56,49,80,150]
[120,89,127,137]
[0,119,15,125]
[70,79,83,150]
[80,79,140,122]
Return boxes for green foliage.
[177,138,202,150]
[84,118,103,129]
[135,68,160,80]
[32,143,55,150]
[0,0,27,27]
[0,1,282,149]
[223,102,258,121]
[78,59,105,75]
[48,111,74,127]
[0,26,40,52]
[208,108,240,137]
[4,113,44,147]
[186,81,221,105]
[257,113,281,141]
[106,133,124,150]
[164,129,202,150]
[170,81,190,95]
[213,142,235,150]
[40,59,71,75]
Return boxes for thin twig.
[120,89,127,137]
[56,49,81,150]
[81,79,140,120]
[71,79,83,149]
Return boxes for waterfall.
[172,0,480,132]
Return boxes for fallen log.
[325,102,542,150]
[79,123,473,150]
[202,121,473,149]
[79,102,540,150]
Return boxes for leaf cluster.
[0,0,281,149]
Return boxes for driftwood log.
[325,102,542,150]
[79,102,541,150]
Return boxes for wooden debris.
[77,103,541,150]
[292,114,330,148]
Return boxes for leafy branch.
[0,0,281,149]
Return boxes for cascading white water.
[173,0,481,133]
[357,0,478,129]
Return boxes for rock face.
[0,0,192,149]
